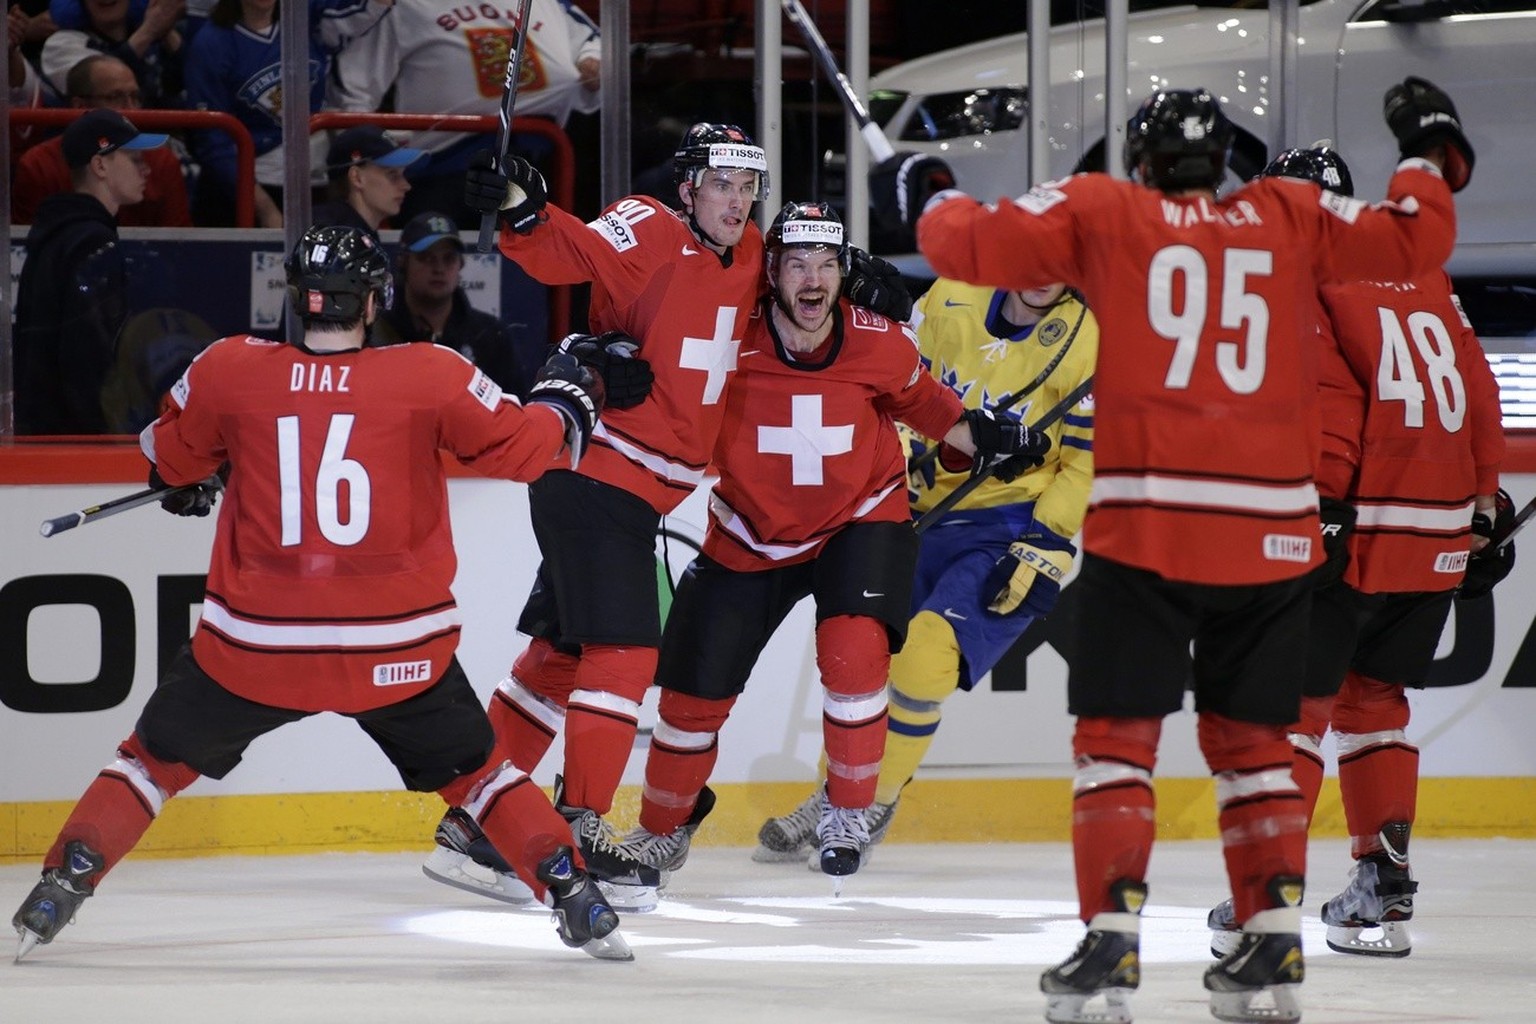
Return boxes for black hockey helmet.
[284,225,392,325]
[673,122,769,200]
[1123,87,1234,192]
[1259,144,1355,198]
[765,201,850,273]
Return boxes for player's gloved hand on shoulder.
[1315,497,1358,587]
[465,151,548,234]
[147,462,226,518]
[529,351,604,456]
[961,407,1050,478]
[870,151,957,249]
[1460,488,1517,599]
[1384,76,1474,192]
[842,247,913,321]
[557,331,653,410]
[983,521,1076,617]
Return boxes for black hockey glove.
[961,407,1050,479]
[1384,76,1475,192]
[870,151,956,251]
[147,462,226,518]
[557,331,654,410]
[1460,489,1517,600]
[528,351,604,456]
[1315,497,1358,587]
[465,151,548,234]
[842,247,913,322]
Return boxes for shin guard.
[1332,673,1417,858]
[490,639,579,773]
[561,644,657,814]
[1289,694,1334,826]
[1070,716,1161,922]
[817,615,890,809]
[1199,712,1309,924]
[639,691,736,835]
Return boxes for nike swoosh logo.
[682,246,699,255]
[942,608,968,621]
[943,299,970,307]
[862,590,884,598]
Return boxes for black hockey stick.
[908,300,1087,478]
[1489,493,1536,551]
[39,476,224,538]
[780,0,896,162]
[913,374,1095,536]
[476,0,535,253]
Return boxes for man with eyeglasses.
[12,54,191,227]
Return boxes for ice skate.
[535,845,633,962]
[617,785,717,876]
[1203,928,1303,1023]
[422,807,537,905]
[753,786,824,863]
[1207,897,1241,958]
[552,775,662,912]
[1320,823,1417,957]
[1039,881,1145,1024]
[12,840,104,962]
[817,802,871,893]
[805,797,896,872]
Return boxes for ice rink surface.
[3,838,1532,1024]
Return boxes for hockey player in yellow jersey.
[756,277,1097,864]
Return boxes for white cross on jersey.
[679,306,742,405]
[757,394,854,485]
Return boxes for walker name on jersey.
[1160,197,1262,229]
[373,660,433,687]
[1435,551,1471,574]
[1263,534,1313,563]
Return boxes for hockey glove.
[870,151,956,251]
[528,352,604,457]
[1315,497,1358,587]
[147,462,225,518]
[961,407,1050,478]
[1384,76,1475,192]
[465,152,548,234]
[907,436,938,491]
[983,522,1076,617]
[843,247,914,322]
[1460,488,1517,600]
[557,331,654,410]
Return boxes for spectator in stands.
[312,123,423,238]
[326,0,599,227]
[14,108,167,435]
[9,3,47,156]
[13,55,191,225]
[10,0,57,66]
[40,0,184,109]
[182,0,392,227]
[371,210,544,397]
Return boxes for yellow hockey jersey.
[908,279,1097,539]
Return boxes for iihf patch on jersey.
[1434,550,1470,573]
[1037,318,1068,346]
[590,212,640,253]
[1318,191,1365,224]
[1013,185,1067,216]
[1263,533,1313,563]
[467,368,503,410]
[373,659,433,686]
[851,307,888,331]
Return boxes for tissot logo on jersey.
[373,660,433,686]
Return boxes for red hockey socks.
[1289,694,1335,825]
[638,691,736,836]
[1070,716,1160,921]
[1198,712,1309,923]
[489,638,579,773]
[1331,672,1417,858]
[445,761,570,900]
[561,643,657,814]
[817,615,890,809]
[45,732,200,887]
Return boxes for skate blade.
[15,926,41,963]
[580,928,635,962]
[829,875,845,898]
[594,880,659,914]
[1325,920,1411,957]
[1043,987,1134,1024]
[421,857,537,906]
[1209,983,1301,1023]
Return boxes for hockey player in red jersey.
[10,225,633,963]
[436,124,920,909]
[599,201,1048,884]
[1204,146,1509,963]
[918,77,1472,1024]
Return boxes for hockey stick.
[908,300,1087,478]
[39,476,223,538]
[780,0,896,162]
[1489,493,1536,552]
[913,374,1094,536]
[476,0,535,253]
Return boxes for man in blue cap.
[14,108,168,434]
[313,124,426,239]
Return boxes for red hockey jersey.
[1316,273,1504,594]
[498,198,764,513]
[147,336,569,713]
[703,298,963,572]
[919,162,1457,585]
